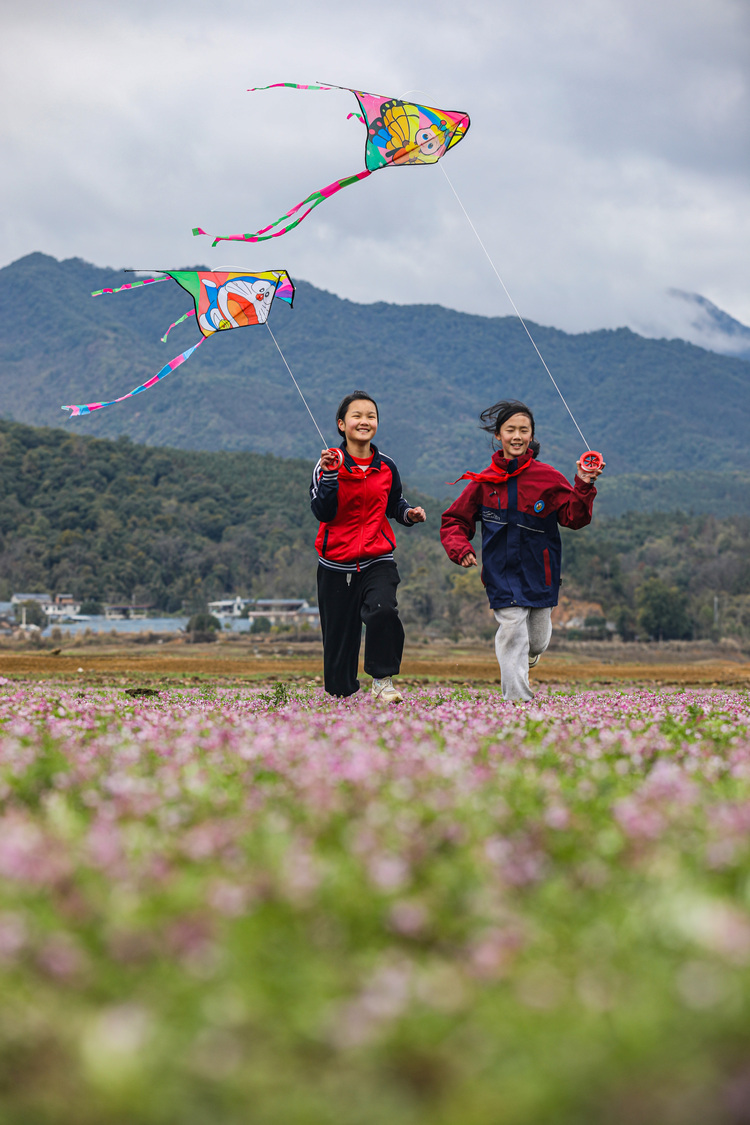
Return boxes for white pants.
[493,607,552,701]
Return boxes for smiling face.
[415,124,446,160]
[497,412,533,459]
[338,398,379,449]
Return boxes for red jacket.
[310,443,414,570]
[441,449,596,608]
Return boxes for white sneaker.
[371,677,403,703]
[528,653,541,668]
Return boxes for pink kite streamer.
[247,82,334,93]
[161,309,195,342]
[91,275,169,297]
[62,337,207,417]
[202,169,372,246]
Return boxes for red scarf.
[449,453,533,486]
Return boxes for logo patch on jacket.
[534,499,545,513]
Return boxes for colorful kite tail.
[161,309,196,342]
[91,275,170,297]
[195,169,372,247]
[247,82,335,93]
[61,337,207,417]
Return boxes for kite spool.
[326,448,344,470]
[580,450,604,474]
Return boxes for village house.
[44,593,82,619]
[207,597,321,629]
[11,593,84,620]
[104,603,153,620]
[11,592,52,610]
[207,596,246,618]
[253,599,320,629]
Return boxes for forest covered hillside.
[0,419,749,644]
[2,253,749,505]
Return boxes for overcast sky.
[2,0,748,343]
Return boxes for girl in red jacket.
[441,400,603,701]
[311,391,426,701]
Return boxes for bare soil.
[1,636,748,687]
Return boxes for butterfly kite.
[62,270,295,416]
[193,83,471,246]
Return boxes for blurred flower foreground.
[2,679,750,1124]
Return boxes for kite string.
[264,322,329,449]
[439,164,590,451]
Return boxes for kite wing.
[62,270,295,417]
[194,84,470,246]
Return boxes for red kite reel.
[580,450,604,473]
[326,448,344,470]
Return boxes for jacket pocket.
[380,529,395,551]
[321,528,329,557]
[543,547,552,587]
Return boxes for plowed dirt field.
[1,643,748,687]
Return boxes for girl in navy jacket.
[441,400,603,701]
[311,391,426,700]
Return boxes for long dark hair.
[480,399,540,458]
[336,391,379,434]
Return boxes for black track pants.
[317,561,405,697]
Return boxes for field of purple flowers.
[2,679,750,1124]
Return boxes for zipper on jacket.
[357,471,368,570]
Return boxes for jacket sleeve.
[555,474,597,529]
[310,459,339,522]
[440,483,482,563]
[385,459,415,527]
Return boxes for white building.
[11,592,52,608]
[249,599,320,629]
[44,593,82,619]
[207,597,321,628]
[207,596,247,618]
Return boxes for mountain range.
[1,253,748,510]
[667,289,750,362]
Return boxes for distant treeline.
[0,420,748,642]
[561,512,750,643]
[0,421,321,613]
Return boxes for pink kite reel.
[326,448,344,470]
[579,450,604,473]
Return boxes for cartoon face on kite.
[63,269,294,417]
[368,101,451,166]
[415,124,446,160]
[199,275,275,334]
[192,83,470,246]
